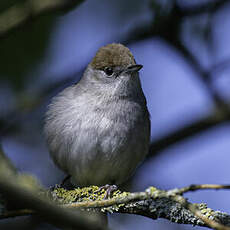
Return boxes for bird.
[44,43,150,195]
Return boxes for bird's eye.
[104,67,113,76]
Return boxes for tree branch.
[1,184,230,229]
[52,186,230,229]
[148,112,230,156]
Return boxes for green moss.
[52,185,130,205]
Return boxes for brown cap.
[90,43,136,70]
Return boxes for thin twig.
[173,184,230,195]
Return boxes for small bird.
[44,43,150,193]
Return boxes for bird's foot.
[96,184,118,199]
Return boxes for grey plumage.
[44,43,150,186]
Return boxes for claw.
[96,184,118,199]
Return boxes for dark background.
[0,0,230,229]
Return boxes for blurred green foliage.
[0,14,55,90]
[0,0,26,13]
[0,0,84,91]
[0,0,58,91]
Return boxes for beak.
[124,64,143,73]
